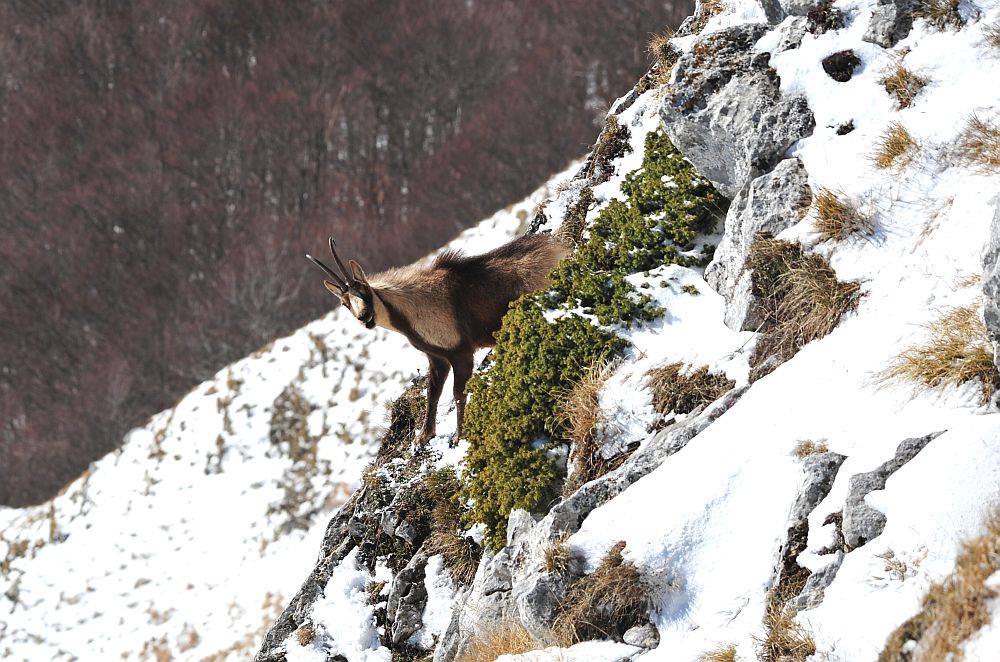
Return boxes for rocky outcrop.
[660,24,815,199]
[785,432,944,613]
[705,157,812,330]
[386,546,431,645]
[770,451,846,612]
[982,203,1000,373]
[255,494,359,661]
[433,387,747,661]
[842,432,943,550]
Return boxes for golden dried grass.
[956,114,1000,174]
[813,188,873,242]
[872,122,918,169]
[879,506,1000,661]
[880,305,999,404]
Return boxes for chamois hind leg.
[418,354,450,444]
[450,351,475,448]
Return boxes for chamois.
[307,233,570,444]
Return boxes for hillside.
[0,0,691,509]
[6,0,1000,661]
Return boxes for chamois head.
[307,237,377,329]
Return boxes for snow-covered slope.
[6,1,1000,661]
[0,168,576,661]
[259,1,1000,661]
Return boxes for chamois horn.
[305,253,348,290]
[327,237,355,284]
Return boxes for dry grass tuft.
[880,305,999,404]
[698,643,738,662]
[647,29,680,85]
[813,188,873,242]
[914,0,963,31]
[552,541,653,645]
[557,357,632,495]
[294,624,316,647]
[984,21,1000,49]
[758,602,817,662]
[879,506,1000,661]
[880,62,928,109]
[872,122,918,169]
[956,114,1000,174]
[543,533,574,576]
[646,362,735,419]
[792,439,830,458]
[456,620,543,662]
[424,469,482,585]
[748,237,863,382]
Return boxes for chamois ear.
[323,279,345,295]
[349,260,369,284]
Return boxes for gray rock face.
[660,24,815,199]
[789,551,844,611]
[705,157,811,331]
[434,388,747,662]
[387,547,430,645]
[255,492,360,661]
[863,0,915,49]
[842,431,944,550]
[982,203,1000,371]
[771,452,846,613]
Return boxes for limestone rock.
[660,24,815,198]
[705,157,812,331]
[386,546,430,645]
[623,623,661,648]
[842,432,944,550]
[863,0,915,49]
[982,203,1000,370]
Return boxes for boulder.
[660,24,815,199]
[705,157,812,331]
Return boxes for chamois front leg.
[449,351,475,448]
[418,354,450,444]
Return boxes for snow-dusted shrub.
[872,121,918,169]
[880,506,1000,660]
[552,541,653,645]
[880,305,999,404]
[879,61,928,109]
[646,362,735,420]
[813,187,873,242]
[463,127,725,549]
[956,114,1000,174]
[747,237,863,381]
[914,0,963,31]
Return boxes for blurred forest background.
[0,0,691,506]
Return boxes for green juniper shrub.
[463,300,627,550]
[463,126,728,550]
